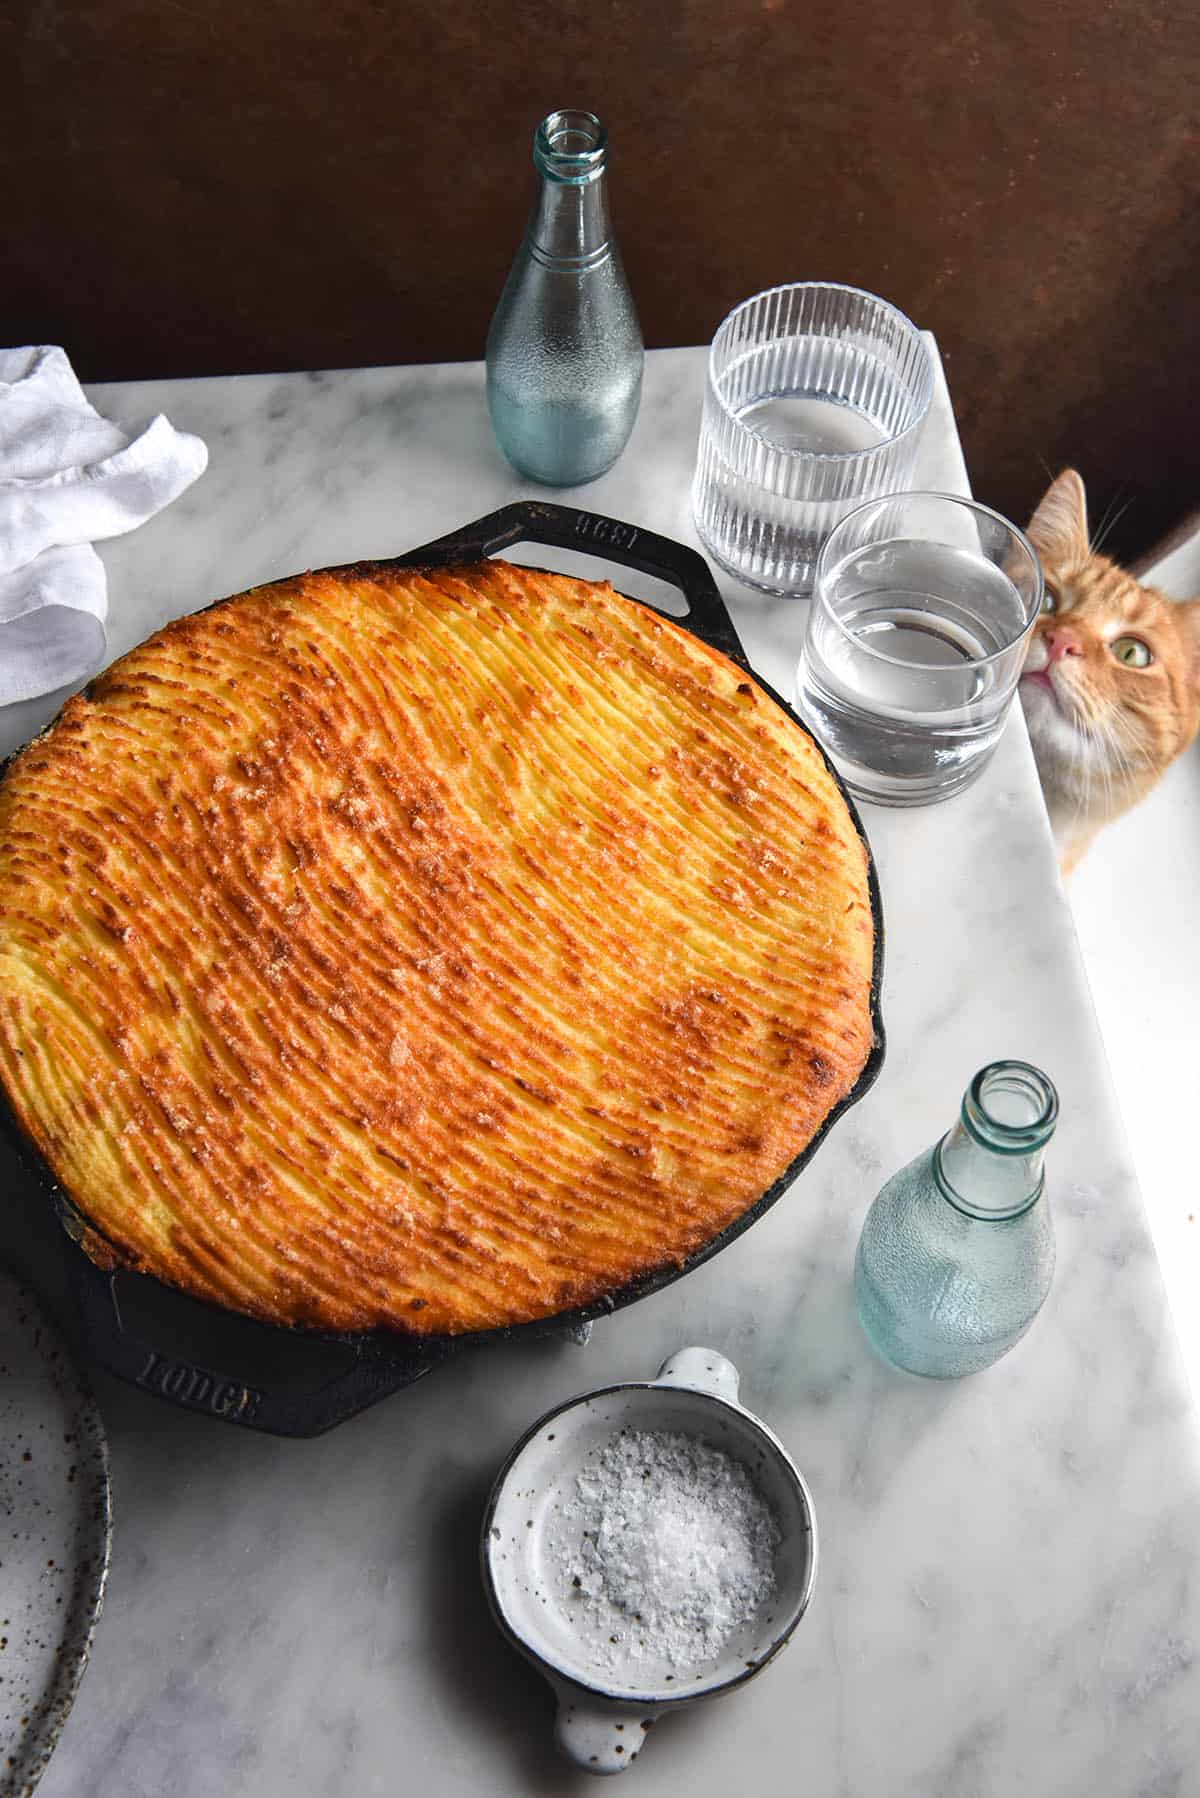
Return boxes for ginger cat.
[1020,470,1200,875]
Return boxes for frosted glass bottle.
[855,1061,1058,1377]
[486,109,643,486]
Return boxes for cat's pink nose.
[1042,628,1083,665]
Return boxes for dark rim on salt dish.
[479,1351,817,1772]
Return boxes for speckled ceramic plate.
[0,1271,111,1797]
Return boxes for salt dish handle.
[654,1346,741,1406]
[552,1683,659,1775]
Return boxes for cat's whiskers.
[1058,710,1101,836]
[1097,704,1146,774]
[1076,717,1115,824]
[1097,726,1125,820]
[1088,495,1132,558]
[1066,731,1092,836]
[1086,710,1143,819]
[1060,693,1131,824]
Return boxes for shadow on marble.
[417,1468,600,1795]
[416,1454,770,1791]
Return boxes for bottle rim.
[534,110,608,184]
[962,1060,1059,1155]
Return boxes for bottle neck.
[527,178,612,265]
[933,1060,1058,1221]
[527,109,613,267]
[935,1123,1045,1219]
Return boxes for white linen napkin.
[0,345,208,706]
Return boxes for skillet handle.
[62,1228,446,1438]
[395,499,752,674]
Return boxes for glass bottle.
[486,109,643,486]
[855,1061,1058,1377]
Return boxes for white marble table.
[13,346,1200,1796]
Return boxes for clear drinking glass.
[691,283,933,595]
[855,1061,1058,1378]
[795,491,1043,806]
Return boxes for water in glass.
[740,393,883,456]
[691,286,932,596]
[798,524,1037,805]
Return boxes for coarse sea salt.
[554,1427,779,1673]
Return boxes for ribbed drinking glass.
[691,284,933,595]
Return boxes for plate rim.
[0,1271,112,1798]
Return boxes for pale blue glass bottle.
[855,1061,1058,1377]
[486,109,643,486]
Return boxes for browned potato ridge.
[0,560,874,1333]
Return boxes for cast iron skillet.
[0,501,885,1436]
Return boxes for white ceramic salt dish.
[480,1347,817,1775]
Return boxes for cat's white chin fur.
[1019,677,1086,768]
[1019,678,1134,857]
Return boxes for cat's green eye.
[1111,636,1153,669]
[1040,585,1057,614]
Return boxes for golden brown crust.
[0,560,874,1333]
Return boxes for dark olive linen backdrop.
[2,0,1197,558]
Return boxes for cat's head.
[1019,470,1200,827]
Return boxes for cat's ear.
[1026,469,1090,566]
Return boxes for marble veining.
[6,344,1197,1796]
